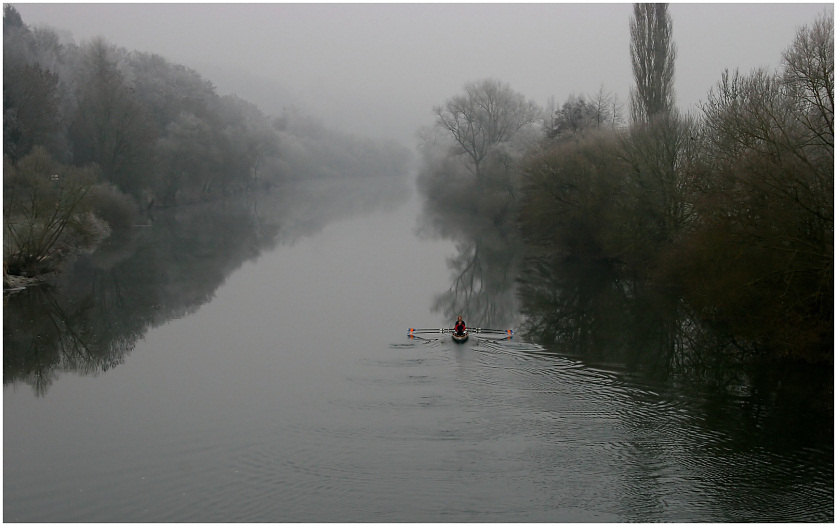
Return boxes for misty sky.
[13,3,832,145]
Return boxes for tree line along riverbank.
[416,6,832,364]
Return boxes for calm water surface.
[4,179,833,522]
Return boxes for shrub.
[88,183,137,231]
[3,147,101,276]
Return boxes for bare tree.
[433,78,542,185]
[590,85,626,130]
[549,86,624,140]
[782,10,834,150]
[629,3,676,123]
[681,13,834,360]
[619,111,698,254]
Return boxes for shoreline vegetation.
[416,6,832,364]
[3,4,411,290]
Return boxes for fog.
[13,3,829,147]
[6,4,834,521]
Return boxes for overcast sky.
[13,2,832,146]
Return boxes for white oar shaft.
[471,328,514,335]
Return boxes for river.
[4,175,833,522]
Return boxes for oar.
[408,328,453,334]
[469,328,514,335]
[408,328,514,335]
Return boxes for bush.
[3,147,102,276]
[88,183,137,230]
[518,129,625,260]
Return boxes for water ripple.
[102,335,831,522]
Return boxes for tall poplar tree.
[629,3,676,123]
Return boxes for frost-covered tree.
[67,38,155,195]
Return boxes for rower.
[453,316,466,335]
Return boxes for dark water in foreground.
[4,178,833,522]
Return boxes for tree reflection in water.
[419,188,831,463]
[517,254,739,381]
[4,177,408,395]
[417,198,523,330]
[516,251,832,461]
